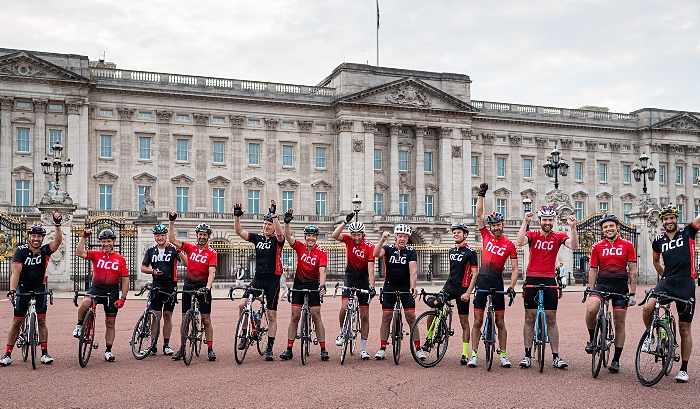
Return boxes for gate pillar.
[37,202,77,291]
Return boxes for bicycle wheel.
[392,310,402,365]
[29,311,37,370]
[256,311,269,356]
[182,311,195,365]
[350,307,360,356]
[194,314,203,357]
[340,308,352,365]
[411,310,449,368]
[78,310,95,368]
[300,309,309,365]
[635,320,673,387]
[536,311,546,373]
[485,311,495,371]
[603,311,612,368]
[591,317,605,378]
[234,311,250,364]
[19,318,28,362]
[132,310,160,360]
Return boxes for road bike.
[287,288,321,365]
[476,287,514,371]
[73,291,111,368]
[411,289,454,368]
[131,283,176,360]
[635,289,694,387]
[334,284,370,364]
[582,288,629,378]
[10,289,53,370]
[523,284,560,373]
[177,288,208,366]
[229,285,269,364]
[381,289,414,365]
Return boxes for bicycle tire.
[132,310,160,360]
[194,314,203,357]
[20,318,28,362]
[29,311,37,370]
[635,320,673,387]
[340,308,352,365]
[78,310,95,368]
[182,311,195,365]
[485,311,495,371]
[603,311,612,368]
[591,317,604,378]
[234,311,250,364]
[410,310,449,368]
[665,318,677,376]
[392,310,402,365]
[536,311,546,373]
[350,307,360,356]
[256,310,269,356]
[300,309,309,365]
[306,313,312,358]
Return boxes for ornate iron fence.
[0,211,27,291]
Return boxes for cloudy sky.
[3,0,699,112]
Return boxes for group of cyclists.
[1,180,698,384]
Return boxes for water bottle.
[660,317,669,340]
[253,312,260,327]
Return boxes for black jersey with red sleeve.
[142,243,181,283]
[446,242,478,287]
[12,244,55,286]
[292,240,328,284]
[382,244,417,287]
[590,237,637,279]
[479,228,517,279]
[652,223,699,279]
[341,234,375,278]
[247,233,284,276]
[180,242,217,284]
[525,230,569,278]
[86,250,129,288]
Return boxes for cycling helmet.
[28,224,47,236]
[659,205,679,220]
[98,229,117,240]
[348,221,365,233]
[486,212,505,224]
[451,222,469,234]
[195,223,213,234]
[394,224,412,236]
[537,205,556,217]
[152,224,168,234]
[262,213,274,222]
[303,225,320,235]
[599,214,620,227]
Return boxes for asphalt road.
[0,284,698,408]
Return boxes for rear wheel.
[256,310,269,356]
[194,314,203,357]
[591,317,605,378]
[78,310,95,368]
[182,311,195,365]
[234,311,250,364]
[485,311,496,371]
[350,308,360,355]
[392,310,402,365]
[300,309,309,365]
[132,310,160,360]
[411,310,449,368]
[536,311,546,373]
[19,318,28,362]
[635,320,673,387]
[340,308,352,365]
[29,312,37,370]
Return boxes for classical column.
[437,127,454,217]
[389,123,401,215]
[118,108,135,210]
[156,111,173,211]
[0,97,14,205]
[264,118,279,205]
[336,120,354,214]
[363,121,376,217]
[414,125,426,216]
[194,113,209,211]
[33,99,48,205]
[65,100,88,212]
[610,143,622,215]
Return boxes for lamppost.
[522,194,532,230]
[40,141,74,199]
[542,147,569,190]
[352,195,362,222]
[632,152,657,194]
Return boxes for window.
[695,205,700,219]
[282,145,293,167]
[471,134,478,141]
[318,234,326,241]
[599,202,608,212]
[497,157,506,177]
[374,150,382,170]
[213,141,225,164]
[399,129,408,135]
[622,145,631,151]
[138,112,151,118]
[248,143,260,165]
[248,119,261,126]
[424,152,433,173]
[139,137,151,160]
[176,139,188,161]
[374,193,383,215]
[399,151,408,171]
[523,138,532,145]
[676,167,683,184]
[315,147,326,169]
[15,181,30,207]
[48,103,63,111]
[548,140,556,146]
[694,168,699,185]
[176,187,189,212]
[575,201,584,220]
[623,165,631,183]
[399,194,409,216]
[99,185,113,210]
[425,195,434,217]
[599,163,607,182]
[177,231,188,239]
[314,124,326,131]
[138,186,149,210]
[574,141,584,148]
[496,136,506,143]
[100,135,112,158]
[282,191,294,212]
[599,143,607,149]
[213,189,225,213]
[497,199,507,219]
[176,114,189,121]
[281,122,294,128]
[523,158,532,178]
[471,156,479,176]
[49,129,62,153]
[574,162,583,181]
[472,198,478,217]
[212,117,225,123]
[99,109,113,116]
[17,128,30,152]
[315,192,327,216]
[248,190,260,214]
[678,204,684,223]
[623,203,632,223]
[659,165,666,184]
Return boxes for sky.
[3,0,699,113]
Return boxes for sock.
[77,320,83,326]
[588,328,595,341]
[5,345,12,355]
[613,347,623,361]
[414,341,421,350]
[462,342,469,357]
[268,337,275,349]
[207,341,213,351]
[552,352,559,360]
[525,348,531,358]
[339,327,344,335]
[320,342,326,349]
[41,342,48,355]
[681,361,688,372]
[471,350,478,358]
[287,339,294,348]
[499,349,507,358]
[361,339,367,351]
[106,344,112,353]
[380,340,387,350]
[163,338,170,347]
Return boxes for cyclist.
[583,214,637,374]
[643,203,700,383]
[516,205,578,369]
[141,224,187,356]
[234,199,284,361]
[280,210,329,361]
[1,213,62,366]
[373,224,424,360]
[74,227,130,362]
[168,214,218,361]
[331,213,375,360]
[464,183,519,368]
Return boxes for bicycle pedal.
[93,344,99,350]
[313,340,319,345]
[674,355,681,362]
[449,330,454,336]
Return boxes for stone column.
[118,108,135,210]
[37,203,77,291]
[414,125,426,216]
[336,120,354,214]
[156,111,173,211]
[389,123,401,215]
[585,141,598,212]
[0,97,14,205]
[66,101,88,214]
[363,121,376,217]
[194,113,209,211]
[461,128,474,217]
[33,100,48,204]
[264,118,279,206]
[437,127,453,216]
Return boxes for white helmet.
[348,221,365,233]
[394,224,412,236]
[537,205,556,217]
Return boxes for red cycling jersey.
[292,240,328,284]
[180,242,217,283]
[590,237,636,279]
[87,250,129,287]
[525,230,569,278]
[341,234,375,278]
[479,228,517,278]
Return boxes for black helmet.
[262,213,274,222]
[28,224,47,236]
[451,222,469,234]
[98,229,117,240]
[195,223,212,234]
[599,214,620,227]
[303,225,320,235]
[152,224,168,234]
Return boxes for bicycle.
[287,288,322,365]
[476,287,514,371]
[381,289,414,365]
[177,288,208,366]
[229,285,269,364]
[73,291,111,368]
[410,289,454,368]
[635,289,694,387]
[333,284,370,364]
[131,283,177,360]
[523,283,560,373]
[9,290,53,370]
[582,287,629,378]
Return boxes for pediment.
[278,178,299,188]
[520,189,537,198]
[11,117,35,124]
[335,77,479,113]
[374,181,388,192]
[11,166,33,179]
[243,177,265,187]
[677,194,688,201]
[132,172,157,183]
[596,192,612,200]
[572,191,588,200]
[493,187,511,196]
[93,171,119,181]
[620,193,636,202]
[425,183,439,192]
[652,113,700,133]
[171,174,194,184]
[311,179,332,190]
[0,51,89,83]
[208,176,231,185]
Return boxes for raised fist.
[82,228,93,238]
[168,212,178,221]
[268,200,276,215]
[478,183,488,197]
[233,204,244,217]
[345,212,355,224]
[284,209,294,224]
[52,211,63,226]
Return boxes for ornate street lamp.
[632,152,656,194]
[542,147,569,189]
[41,141,73,196]
[522,194,533,230]
[352,195,362,222]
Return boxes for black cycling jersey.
[12,244,54,287]
[142,243,181,283]
[652,222,699,279]
[446,243,478,287]
[247,232,284,276]
[382,244,416,287]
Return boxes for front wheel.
[350,308,360,356]
[19,318,28,362]
[536,311,546,373]
[256,311,269,356]
[410,310,449,368]
[392,310,402,365]
[234,311,250,364]
[194,315,203,357]
[78,310,95,368]
[132,310,160,360]
[300,310,309,365]
[29,312,38,370]
[635,320,673,387]
[484,312,496,371]
[182,311,196,366]
[591,317,605,378]
[340,308,352,365]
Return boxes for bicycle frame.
[334,284,370,364]
[230,285,269,363]
[288,288,321,365]
[582,288,628,377]
[523,284,558,373]
[11,290,53,370]
[177,289,207,365]
[73,291,110,368]
[476,287,512,371]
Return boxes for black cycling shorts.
[13,284,48,318]
[86,286,120,317]
[343,275,371,308]
[150,281,177,313]
[381,283,415,311]
[290,282,322,308]
[250,275,280,311]
[440,282,470,315]
[472,276,506,313]
[654,276,696,323]
[181,281,212,315]
[523,277,559,311]
[592,278,629,310]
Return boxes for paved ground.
[1,283,699,408]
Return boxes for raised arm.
[516,213,533,246]
[168,212,184,249]
[476,183,488,230]
[233,203,249,240]
[76,228,91,259]
[283,209,296,247]
[564,215,579,250]
[332,212,356,241]
[48,211,63,252]
[374,232,390,258]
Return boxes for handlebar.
[639,289,695,315]
[475,287,515,307]
[287,288,323,304]
[73,291,110,307]
[333,283,371,298]
[581,287,630,303]
[7,290,53,308]
[228,285,266,303]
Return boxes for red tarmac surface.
[1,284,699,408]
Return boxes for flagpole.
[376,0,379,66]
